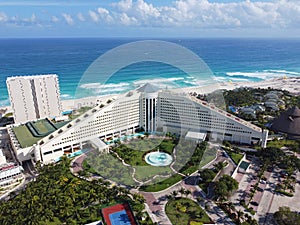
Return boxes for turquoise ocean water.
[0,38,299,106]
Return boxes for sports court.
[102,203,137,225]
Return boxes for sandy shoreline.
[2,77,299,113]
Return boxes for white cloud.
[77,12,85,22]
[0,12,8,22]
[119,12,138,25]
[22,14,36,23]
[89,7,113,23]
[51,16,59,23]
[0,0,300,32]
[89,10,99,22]
[62,13,74,25]
[107,0,300,29]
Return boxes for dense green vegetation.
[214,175,239,201]
[274,207,300,225]
[83,153,136,186]
[219,202,258,225]
[258,147,300,171]
[0,157,151,225]
[198,168,216,193]
[267,139,300,153]
[175,141,209,175]
[256,147,300,196]
[165,198,212,225]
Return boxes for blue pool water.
[55,149,87,162]
[109,210,131,225]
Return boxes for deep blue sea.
[0,38,299,106]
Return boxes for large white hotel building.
[6,74,62,124]
[8,83,268,164]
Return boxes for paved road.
[256,169,300,225]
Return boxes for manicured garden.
[83,135,218,192]
[139,174,183,192]
[165,198,212,225]
[83,137,176,186]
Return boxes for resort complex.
[0,72,299,225]
[7,82,268,164]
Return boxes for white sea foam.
[133,77,185,86]
[95,87,128,94]
[226,70,300,80]
[183,79,209,86]
[265,70,300,75]
[60,94,73,99]
[79,82,130,89]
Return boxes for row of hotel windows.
[52,121,139,147]
[161,116,252,134]
[79,115,139,131]
[163,120,253,134]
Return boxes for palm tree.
[237,210,244,224]
[171,190,178,199]
[179,187,185,197]
[184,189,192,198]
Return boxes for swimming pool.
[55,149,87,162]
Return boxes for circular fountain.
[145,152,173,167]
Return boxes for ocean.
[0,38,299,106]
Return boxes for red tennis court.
[102,203,137,225]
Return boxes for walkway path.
[139,172,235,225]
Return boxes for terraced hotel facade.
[8,84,268,164]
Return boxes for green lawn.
[229,152,243,165]
[13,125,42,148]
[83,151,137,186]
[13,119,69,148]
[165,198,212,225]
[139,174,183,192]
[199,147,218,168]
[134,166,172,182]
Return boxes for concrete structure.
[6,74,62,124]
[185,131,207,143]
[0,163,23,187]
[8,84,268,164]
[0,149,6,165]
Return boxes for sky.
[0,0,299,38]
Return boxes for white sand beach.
[177,77,300,96]
[2,77,299,113]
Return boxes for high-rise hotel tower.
[7,74,62,124]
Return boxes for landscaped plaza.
[82,133,216,191]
